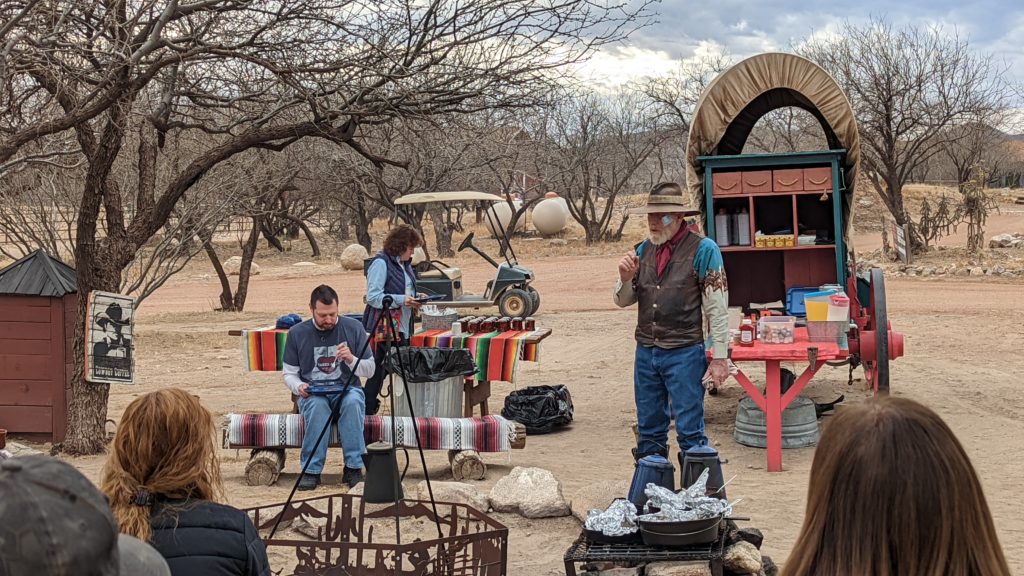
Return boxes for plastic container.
[739,319,755,346]
[736,208,751,245]
[807,320,848,343]
[786,287,818,317]
[803,290,838,321]
[827,295,850,322]
[392,375,464,418]
[759,316,796,344]
[715,209,731,246]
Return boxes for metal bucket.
[392,375,464,418]
[734,395,819,449]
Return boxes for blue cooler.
[628,455,675,510]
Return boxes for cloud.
[582,2,1024,85]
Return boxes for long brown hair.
[784,396,1010,576]
[101,388,224,541]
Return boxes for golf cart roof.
[394,191,504,205]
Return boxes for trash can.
[385,347,477,418]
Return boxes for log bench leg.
[245,449,286,486]
[448,449,486,481]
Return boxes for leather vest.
[634,232,704,348]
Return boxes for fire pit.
[246,493,507,575]
[563,524,726,576]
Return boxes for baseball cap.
[0,455,170,576]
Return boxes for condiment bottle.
[524,317,536,331]
[740,319,755,346]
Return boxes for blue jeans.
[634,343,708,454]
[298,387,366,473]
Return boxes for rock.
[969,267,985,277]
[489,467,570,518]
[989,233,1023,248]
[723,541,762,574]
[725,527,764,550]
[955,268,971,277]
[922,267,935,277]
[569,480,630,523]
[222,256,260,276]
[549,238,568,246]
[761,555,779,576]
[292,512,327,539]
[294,261,317,267]
[646,561,712,576]
[414,481,489,512]
[340,244,370,270]
[592,568,640,576]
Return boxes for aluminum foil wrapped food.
[639,469,734,522]
[584,498,639,536]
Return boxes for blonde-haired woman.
[784,396,1010,576]
[101,388,270,576]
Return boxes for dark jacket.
[633,230,705,348]
[149,498,270,576]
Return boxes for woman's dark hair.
[383,224,423,257]
[784,396,1010,576]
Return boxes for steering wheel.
[457,231,476,252]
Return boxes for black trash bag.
[501,385,573,434]
[384,347,477,383]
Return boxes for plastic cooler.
[785,287,818,317]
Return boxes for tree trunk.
[201,233,235,311]
[355,194,372,251]
[283,214,321,257]
[230,216,263,311]
[428,205,453,257]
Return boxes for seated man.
[283,284,375,490]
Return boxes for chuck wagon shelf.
[686,52,906,471]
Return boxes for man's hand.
[705,358,730,393]
[336,343,354,364]
[297,383,310,398]
[618,253,640,283]
[406,295,423,310]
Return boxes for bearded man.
[613,182,730,462]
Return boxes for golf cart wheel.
[498,288,531,318]
[526,286,540,315]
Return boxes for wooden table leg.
[765,360,783,472]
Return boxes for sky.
[574,1,1024,88]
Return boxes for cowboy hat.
[96,302,130,329]
[627,182,701,216]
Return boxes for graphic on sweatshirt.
[313,345,341,380]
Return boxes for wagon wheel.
[864,268,890,394]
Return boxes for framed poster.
[85,291,136,384]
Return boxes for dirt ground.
[33,217,1024,575]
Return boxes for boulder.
[646,561,712,576]
[340,244,370,271]
[294,261,317,267]
[989,233,1023,248]
[723,541,762,574]
[726,527,764,550]
[969,267,985,277]
[222,256,260,276]
[489,467,570,519]
[569,480,630,523]
[761,555,779,576]
[414,481,489,513]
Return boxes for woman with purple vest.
[362,225,425,415]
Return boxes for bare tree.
[532,88,677,243]
[643,53,733,134]
[799,18,1013,252]
[1,0,654,454]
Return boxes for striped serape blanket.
[409,329,543,383]
[225,413,515,453]
[240,329,288,371]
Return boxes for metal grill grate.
[563,526,726,576]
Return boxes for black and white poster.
[85,291,136,384]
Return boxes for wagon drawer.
[712,172,742,196]
[773,169,804,193]
[803,167,832,191]
[741,170,772,194]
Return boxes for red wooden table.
[722,328,847,472]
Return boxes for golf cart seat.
[419,266,462,280]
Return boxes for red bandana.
[655,225,689,278]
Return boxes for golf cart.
[393,191,540,318]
